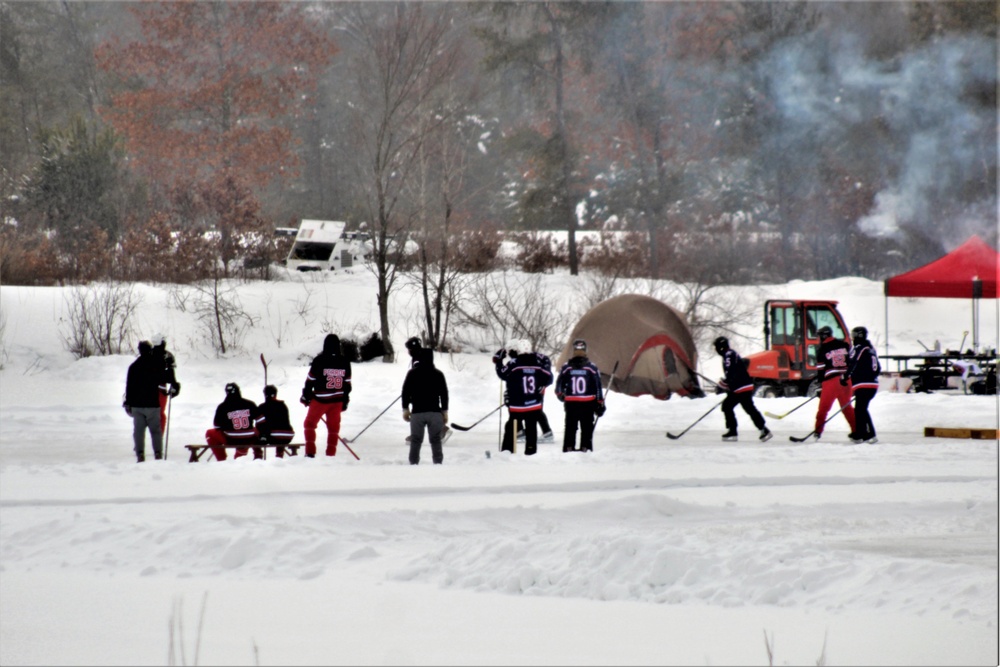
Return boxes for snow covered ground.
[1,269,997,666]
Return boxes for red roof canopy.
[884,235,999,299]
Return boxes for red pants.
[159,392,169,433]
[815,377,856,435]
[205,428,261,461]
[303,401,343,457]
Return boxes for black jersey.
[556,357,603,403]
[305,352,352,403]
[720,349,754,394]
[496,352,553,413]
[846,340,881,391]
[213,396,259,442]
[816,338,851,381]
[256,398,294,440]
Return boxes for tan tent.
[555,294,703,400]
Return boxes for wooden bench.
[184,443,303,462]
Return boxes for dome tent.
[555,294,703,400]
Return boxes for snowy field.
[1,268,997,666]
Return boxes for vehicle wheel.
[756,385,779,399]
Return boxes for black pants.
[503,412,538,455]
[517,410,550,435]
[563,403,597,452]
[722,391,766,433]
[852,388,877,439]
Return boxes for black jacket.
[402,349,449,414]
[125,352,165,408]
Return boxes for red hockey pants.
[814,377,856,435]
[303,401,343,457]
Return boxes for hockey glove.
[492,348,506,365]
[300,391,311,406]
[503,390,509,406]
[839,376,849,387]
[258,435,269,445]
[441,410,448,424]
[123,403,132,416]
[169,382,181,398]
[595,402,606,417]
[403,409,411,422]
[342,398,349,412]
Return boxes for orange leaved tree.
[96,2,337,227]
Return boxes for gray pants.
[132,406,163,460]
[409,412,444,465]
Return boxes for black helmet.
[572,338,587,357]
[713,336,729,354]
[225,382,241,397]
[405,336,421,357]
[138,340,152,355]
[851,326,868,342]
[263,384,278,398]
[817,325,833,340]
[323,334,341,355]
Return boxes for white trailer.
[284,220,371,271]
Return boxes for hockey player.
[842,326,881,444]
[206,382,261,460]
[517,353,555,443]
[257,385,296,457]
[555,339,605,452]
[123,340,166,462]
[301,334,352,458]
[401,347,450,465]
[811,325,857,441]
[714,336,771,442]
[493,339,553,455]
[150,333,180,433]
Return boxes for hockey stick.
[451,404,504,431]
[666,400,724,440]
[693,370,722,391]
[593,361,620,427]
[260,353,268,385]
[789,397,855,442]
[764,395,817,420]
[343,395,400,443]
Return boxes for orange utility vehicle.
[744,300,851,398]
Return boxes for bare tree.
[464,271,572,357]
[188,277,256,356]
[339,3,464,362]
[60,282,142,358]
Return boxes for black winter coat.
[125,353,165,408]
[402,351,449,414]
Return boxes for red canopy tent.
[883,235,1000,353]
